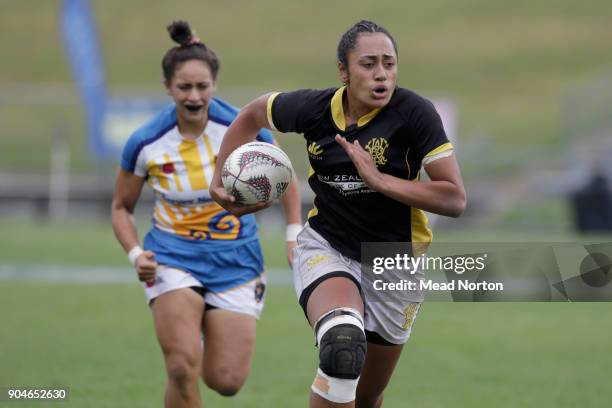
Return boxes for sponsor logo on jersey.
[308,142,323,159]
[317,174,374,196]
[365,138,389,167]
[160,192,214,206]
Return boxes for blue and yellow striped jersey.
[121,97,273,244]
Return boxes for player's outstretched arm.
[111,169,158,283]
[210,94,273,216]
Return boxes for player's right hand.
[209,184,272,217]
[135,251,158,284]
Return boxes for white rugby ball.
[221,142,293,205]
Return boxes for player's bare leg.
[201,308,257,396]
[355,342,403,408]
[152,288,205,408]
[307,277,365,408]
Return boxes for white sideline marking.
[0,264,292,285]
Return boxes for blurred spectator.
[571,167,612,232]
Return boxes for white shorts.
[292,223,422,345]
[144,266,266,319]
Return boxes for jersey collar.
[331,86,381,132]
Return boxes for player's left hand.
[286,240,297,267]
[335,134,385,190]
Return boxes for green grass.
[1,217,611,406]
[1,281,610,407]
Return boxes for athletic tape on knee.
[315,307,364,345]
[311,367,359,404]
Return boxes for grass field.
[1,281,611,407]
[1,219,612,406]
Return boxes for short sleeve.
[119,104,177,177]
[411,100,453,166]
[120,135,147,177]
[267,89,329,134]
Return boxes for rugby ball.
[221,142,293,205]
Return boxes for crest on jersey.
[365,138,389,167]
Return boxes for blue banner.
[59,0,107,157]
[103,98,168,154]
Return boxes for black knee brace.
[319,323,366,379]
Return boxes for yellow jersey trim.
[424,142,453,158]
[411,172,432,256]
[308,206,319,219]
[411,207,432,256]
[331,87,347,131]
[357,107,381,127]
[330,86,382,131]
[307,165,319,218]
[266,92,281,131]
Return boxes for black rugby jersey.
[267,86,453,261]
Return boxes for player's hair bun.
[167,20,193,46]
[161,20,218,81]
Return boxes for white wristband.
[286,224,302,242]
[128,246,144,265]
